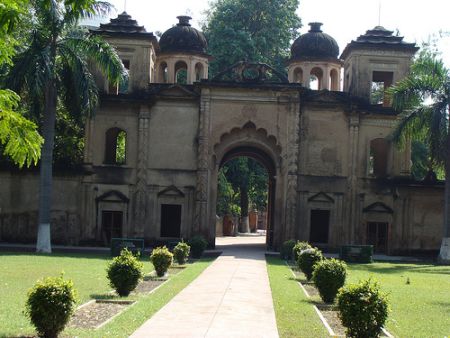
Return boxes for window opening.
[160,204,182,237]
[105,128,127,165]
[309,209,330,243]
[371,71,393,106]
[101,210,123,243]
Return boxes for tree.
[220,157,268,232]
[7,0,126,253]
[203,0,301,75]
[388,50,450,263]
[0,0,43,167]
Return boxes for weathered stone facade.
[0,15,444,253]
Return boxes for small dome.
[290,22,339,60]
[159,16,208,55]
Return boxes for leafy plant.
[337,279,389,338]
[280,239,296,260]
[292,241,312,261]
[173,241,190,265]
[312,258,347,303]
[107,248,143,296]
[297,248,323,280]
[150,246,173,277]
[189,235,208,258]
[25,275,78,338]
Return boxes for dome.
[159,16,208,55]
[290,22,339,60]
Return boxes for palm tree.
[388,50,450,263]
[7,0,126,253]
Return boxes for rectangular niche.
[160,204,182,238]
[309,209,330,244]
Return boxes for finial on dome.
[308,22,323,33]
[177,16,192,26]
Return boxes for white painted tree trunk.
[240,216,250,233]
[438,238,450,264]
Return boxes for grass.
[266,256,327,338]
[0,251,213,338]
[347,262,450,338]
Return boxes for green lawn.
[269,257,450,338]
[347,262,450,338]
[0,251,213,338]
[266,256,327,338]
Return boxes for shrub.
[337,279,389,338]
[150,246,173,277]
[25,275,78,338]
[189,235,208,258]
[297,248,323,280]
[292,241,312,261]
[107,248,144,296]
[312,258,347,303]
[280,239,296,260]
[173,241,190,265]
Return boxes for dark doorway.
[102,210,123,243]
[309,210,330,244]
[367,222,388,253]
[160,204,182,238]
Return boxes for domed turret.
[155,16,210,84]
[159,16,208,55]
[290,22,339,61]
[287,22,342,90]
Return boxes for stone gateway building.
[0,13,445,254]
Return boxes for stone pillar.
[194,89,211,238]
[347,112,360,244]
[131,107,150,237]
[284,93,300,240]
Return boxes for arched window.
[105,128,127,165]
[369,138,389,177]
[159,62,168,83]
[293,67,303,84]
[310,67,323,90]
[195,63,204,81]
[330,69,339,91]
[175,61,188,84]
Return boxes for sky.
[87,0,450,64]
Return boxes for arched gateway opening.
[210,124,281,249]
[215,147,276,247]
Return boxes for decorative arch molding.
[213,121,282,171]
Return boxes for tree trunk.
[36,82,57,253]
[239,187,249,233]
[438,128,450,263]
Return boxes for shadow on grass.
[348,262,450,275]
[0,251,111,260]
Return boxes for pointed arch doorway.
[217,146,276,247]
[209,123,283,250]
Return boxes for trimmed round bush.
[150,246,173,277]
[280,239,296,260]
[297,247,323,280]
[107,248,144,296]
[173,241,190,265]
[25,275,78,338]
[337,279,389,338]
[292,241,312,261]
[312,258,347,303]
[189,235,208,258]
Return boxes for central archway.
[208,123,283,249]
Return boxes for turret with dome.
[287,22,342,90]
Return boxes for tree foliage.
[388,47,450,247]
[203,0,301,75]
[0,0,43,167]
[217,157,268,219]
[4,0,127,252]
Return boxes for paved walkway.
[130,236,279,338]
